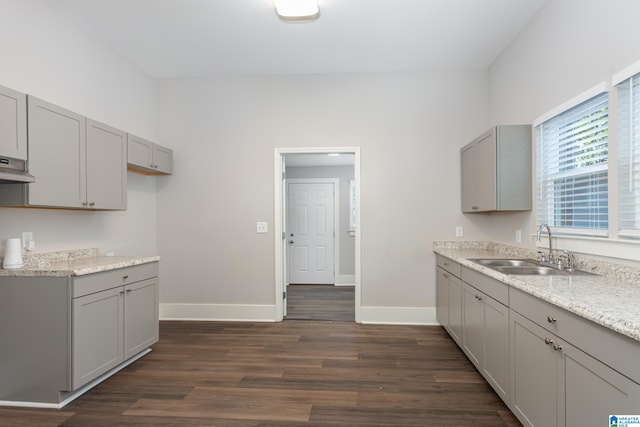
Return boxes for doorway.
[274,147,361,322]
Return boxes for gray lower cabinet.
[461,272,510,404]
[435,256,462,345]
[510,288,640,427]
[510,310,640,427]
[127,134,173,175]
[73,286,124,390]
[0,262,158,405]
[435,256,640,426]
[0,84,27,160]
[73,266,159,390]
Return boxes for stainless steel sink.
[472,259,539,267]
[469,259,595,276]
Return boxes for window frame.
[533,82,610,237]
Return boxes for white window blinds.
[535,91,609,235]
[617,72,640,237]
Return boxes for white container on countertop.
[3,238,24,269]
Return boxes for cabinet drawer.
[73,262,159,298]
[510,287,640,383]
[436,255,461,278]
[460,266,508,306]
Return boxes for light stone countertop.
[0,248,159,277]
[434,241,640,343]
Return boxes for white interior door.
[288,182,335,284]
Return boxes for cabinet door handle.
[119,290,125,295]
[547,316,557,323]
[89,201,95,207]
[552,344,563,351]
[126,289,132,293]
[544,338,553,345]
[122,275,129,280]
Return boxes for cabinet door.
[510,311,557,427]
[152,144,173,174]
[0,85,27,160]
[127,134,153,169]
[86,119,127,210]
[124,278,159,360]
[462,283,484,369]
[483,294,510,403]
[475,131,496,211]
[436,268,449,329]
[559,341,640,427]
[72,286,124,390]
[448,274,463,345]
[27,96,86,208]
[460,142,477,212]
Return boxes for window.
[535,86,609,236]
[617,69,640,238]
[349,179,356,234]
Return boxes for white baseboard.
[335,274,355,286]
[160,303,438,326]
[359,306,438,325]
[160,303,277,322]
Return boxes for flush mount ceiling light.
[272,0,319,20]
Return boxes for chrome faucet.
[536,224,554,265]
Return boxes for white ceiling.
[43,0,547,78]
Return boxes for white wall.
[0,0,158,256]
[156,71,491,323]
[487,0,640,259]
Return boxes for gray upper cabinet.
[0,84,27,160]
[127,134,173,175]
[0,97,127,210]
[27,96,87,208]
[86,119,127,210]
[461,125,532,213]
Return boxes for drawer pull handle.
[119,290,125,295]
[544,338,553,345]
[126,289,132,293]
[547,316,557,323]
[123,275,129,280]
[552,344,563,351]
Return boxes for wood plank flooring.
[0,321,521,426]
[286,285,355,321]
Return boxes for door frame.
[274,147,361,322]
[286,178,340,286]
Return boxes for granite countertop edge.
[433,242,640,343]
[0,254,160,277]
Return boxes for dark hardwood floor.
[286,284,355,321]
[0,321,521,426]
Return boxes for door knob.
[289,240,294,244]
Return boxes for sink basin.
[472,259,538,267]
[469,259,595,276]
[492,265,562,275]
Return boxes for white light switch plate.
[256,222,268,233]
